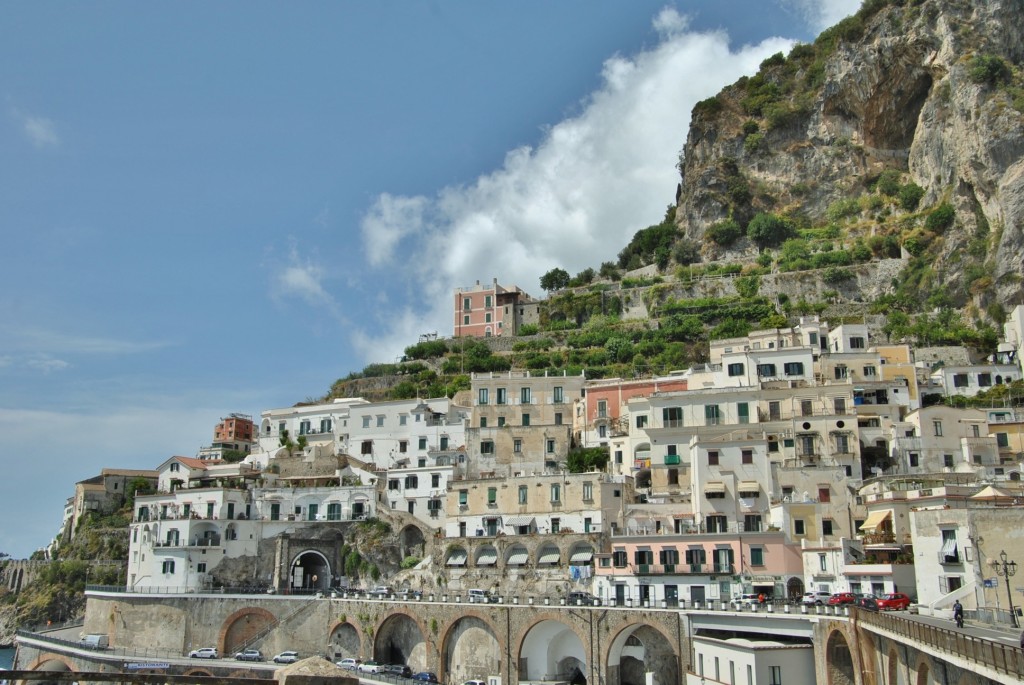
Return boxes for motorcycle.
[954,610,964,628]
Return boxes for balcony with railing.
[624,562,734,575]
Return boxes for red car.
[876,592,912,610]
[827,592,857,606]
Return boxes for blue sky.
[0,0,859,558]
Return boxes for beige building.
[466,370,585,477]
[443,470,631,538]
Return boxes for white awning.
[538,551,560,565]
[507,550,529,565]
[504,516,535,527]
[476,550,498,566]
[569,550,594,563]
[445,550,467,566]
[859,510,892,532]
[738,481,760,494]
[704,482,725,494]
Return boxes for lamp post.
[990,550,1019,628]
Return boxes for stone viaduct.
[13,591,1024,685]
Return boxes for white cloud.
[25,356,70,373]
[270,244,346,322]
[353,8,794,363]
[0,325,172,356]
[783,0,862,33]
[23,115,59,148]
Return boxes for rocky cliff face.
[675,0,1024,312]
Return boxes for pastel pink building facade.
[453,279,532,338]
[580,375,689,449]
[593,531,804,606]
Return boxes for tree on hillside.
[746,213,794,248]
[540,268,570,292]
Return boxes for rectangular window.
[663,407,683,427]
[497,416,505,427]
[834,397,847,414]
[801,399,813,416]
[463,297,471,311]
[909,452,919,467]
[823,519,834,536]
[737,402,749,424]
[864,365,877,377]
[546,438,555,454]
[361,440,373,455]
[794,519,805,535]
[554,412,563,425]
[520,387,532,404]
[934,420,943,437]
[550,484,561,503]
[953,373,969,388]
[597,399,608,417]
[769,666,782,685]
[480,440,495,454]
[636,415,648,428]
[708,451,719,466]
[850,336,865,349]
[362,416,371,428]
[518,485,528,504]
[551,518,560,534]
[800,435,815,456]
[727,362,744,377]
[744,514,762,532]
[399,440,408,453]
[480,417,487,428]
[667,468,679,485]
[750,547,764,566]
[376,415,384,427]
[583,482,593,500]
[742,449,753,464]
[432,474,441,487]
[836,434,849,453]
[405,475,418,489]
[553,386,564,403]
[704,404,721,426]
[615,450,623,464]
[997,433,1009,447]
[978,373,992,387]
[485,312,491,323]
[522,413,530,426]
[819,553,827,572]
[944,453,954,468]
[818,487,830,503]
[459,490,468,505]
[478,388,489,405]
[487,487,497,505]
[388,479,400,491]
[484,294,492,307]
[768,401,781,420]
[784,361,804,376]
[513,439,522,453]
[463,315,470,325]
[496,387,507,405]
[757,363,777,377]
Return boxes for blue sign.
[984,578,998,588]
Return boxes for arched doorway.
[519,619,587,684]
[825,629,856,685]
[787,577,804,600]
[289,550,330,590]
[606,624,678,685]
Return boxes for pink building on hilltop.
[453,278,534,338]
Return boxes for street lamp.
[990,550,1019,629]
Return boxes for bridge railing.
[856,608,1024,677]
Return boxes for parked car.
[857,595,879,612]
[732,593,762,607]
[234,649,264,662]
[384,664,413,678]
[800,591,831,605]
[367,586,392,598]
[566,591,598,605]
[273,651,299,664]
[828,592,857,606]
[876,592,912,611]
[358,660,384,674]
[462,680,486,685]
[468,589,498,603]
[189,647,219,659]
[413,672,440,683]
[336,658,360,670]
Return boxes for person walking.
[953,599,964,628]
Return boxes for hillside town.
[51,281,1024,623]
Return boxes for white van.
[79,634,109,650]
[468,589,497,603]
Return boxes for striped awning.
[445,550,467,566]
[538,551,560,565]
[704,482,725,494]
[504,516,535,527]
[507,550,529,565]
[569,550,594,563]
[940,538,958,557]
[859,510,892,532]
[476,550,498,566]
[738,481,760,494]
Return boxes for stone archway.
[375,613,429,671]
[788,577,805,600]
[289,549,331,590]
[914,655,931,685]
[606,623,678,685]
[220,606,276,654]
[825,629,856,685]
[24,653,75,685]
[887,647,904,685]
[442,613,501,684]
[519,619,588,684]
[399,524,427,558]
[328,620,362,662]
